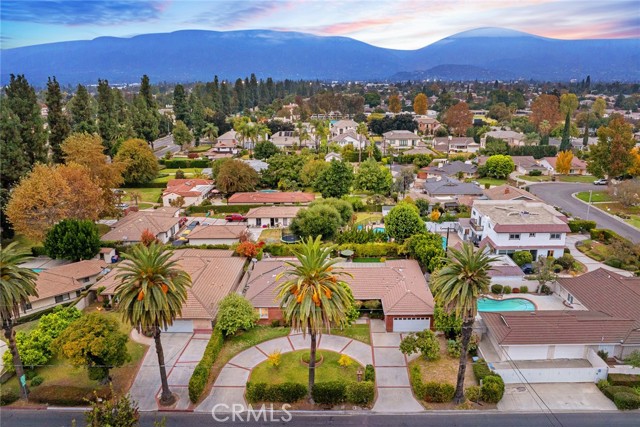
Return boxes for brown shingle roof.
[163,179,214,198]
[188,225,247,240]
[228,192,315,205]
[245,206,301,219]
[101,210,180,242]
[245,259,434,316]
[33,260,107,301]
[483,185,541,202]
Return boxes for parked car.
[521,263,534,274]
[593,178,607,185]
[225,214,247,222]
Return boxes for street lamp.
[586,190,593,221]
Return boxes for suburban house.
[95,247,117,264]
[24,260,108,314]
[458,199,570,258]
[483,185,541,202]
[330,119,358,137]
[422,177,484,207]
[213,130,240,152]
[227,192,315,205]
[243,159,269,172]
[245,206,300,228]
[401,144,438,156]
[478,269,640,384]
[244,259,435,332]
[415,117,441,135]
[383,130,422,149]
[270,131,302,150]
[95,249,245,332]
[325,152,342,162]
[187,224,248,245]
[433,136,480,154]
[477,156,546,175]
[540,156,589,175]
[422,160,477,179]
[330,130,365,149]
[162,179,214,207]
[483,130,525,146]
[101,208,181,244]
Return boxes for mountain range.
[1,27,639,85]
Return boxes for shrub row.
[122,181,168,188]
[0,390,19,406]
[603,385,637,400]
[472,360,493,382]
[188,327,224,403]
[568,219,597,233]
[409,365,456,403]
[590,228,629,245]
[29,385,111,406]
[608,373,640,388]
[480,375,505,403]
[246,382,308,403]
[613,392,640,410]
[336,242,402,258]
[311,381,375,406]
[160,159,211,168]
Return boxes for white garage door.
[164,320,194,333]
[393,317,430,332]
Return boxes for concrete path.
[129,332,210,411]
[370,320,424,413]
[0,340,7,371]
[565,234,633,277]
[498,383,616,412]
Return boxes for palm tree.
[295,121,310,150]
[115,243,191,406]
[203,123,219,143]
[0,242,38,400]
[276,236,352,401]
[356,122,369,163]
[429,243,496,404]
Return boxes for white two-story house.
[382,130,422,149]
[458,200,570,259]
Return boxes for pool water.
[477,297,535,312]
[373,227,385,233]
[31,268,44,273]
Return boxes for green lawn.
[326,323,371,345]
[250,350,362,385]
[627,216,640,229]
[474,177,507,187]
[120,187,162,203]
[517,175,550,182]
[259,228,282,242]
[188,145,213,153]
[558,175,596,183]
[575,191,612,203]
[354,212,383,225]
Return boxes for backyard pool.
[30,268,44,273]
[477,297,535,312]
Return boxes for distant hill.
[1,27,638,85]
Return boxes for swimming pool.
[30,268,44,273]
[477,297,535,312]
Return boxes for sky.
[1,0,639,50]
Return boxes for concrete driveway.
[498,383,616,412]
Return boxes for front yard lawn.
[558,175,595,183]
[326,323,371,345]
[250,350,362,385]
[120,187,162,203]
[575,191,612,203]
[474,177,506,187]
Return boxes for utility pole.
[586,190,593,221]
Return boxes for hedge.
[336,242,402,258]
[364,364,375,382]
[490,284,503,294]
[613,392,640,410]
[409,364,426,399]
[472,360,493,382]
[123,181,168,189]
[464,385,481,402]
[186,204,264,214]
[345,381,375,406]
[423,382,455,403]
[480,375,505,403]
[0,390,19,406]
[311,381,347,405]
[29,385,110,406]
[246,382,307,403]
[160,159,211,168]
[590,228,629,244]
[188,327,224,403]
[608,373,640,388]
[603,385,638,400]
[568,219,597,233]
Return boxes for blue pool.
[30,268,44,273]
[373,227,385,233]
[477,298,535,312]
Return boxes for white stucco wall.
[504,345,549,360]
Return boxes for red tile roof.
[228,192,315,205]
[163,179,214,198]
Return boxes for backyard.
[474,177,507,187]
[354,212,383,225]
[258,228,283,242]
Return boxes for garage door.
[393,317,430,332]
[164,320,194,333]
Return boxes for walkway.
[565,234,633,277]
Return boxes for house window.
[400,139,408,147]
[256,218,262,226]
[54,293,71,304]
[509,233,521,240]
[550,233,561,240]
[257,308,269,319]
[567,294,574,304]
[282,218,288,226]
[529,233,536,237]
[76,290,82,297]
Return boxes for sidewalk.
[565,234,633,277]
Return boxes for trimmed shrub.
[613,392,640,410]
[596,379,610,391]
[447,339,461,358]
[568,220,597,233]
[30,376,44,387]
[604,259,623,269]
[512,288,520,294]
[301,351,322,364]
[0,390,19,406]
[464,385,482,402]
[246,382,307,403]
[528,169,542,176]
[512,251,533,267]
[345,381,375,406]
[480,375,505,403]
[597,350,608,360]
[590,228,628,244]
[188,327,224,403]
[490,284,503,294]
[472,360,493,382]
[552,264,563,273]
[555,254,575,270]
[423,382,455,403]
[364,364,375,382]
[603,385,638,401]
[503,286,512,294]
[312,381,347,405]
[409,364,426,399]
[608,374,640,388]
[29,385,110,406]
[519,285,528,293]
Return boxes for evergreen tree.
[559,111,572,151]
[69,84,96,133]
[45,77,71,163]
[189,93,206,144]
[132,96,159,143]
[173,84,190,124]
[139,74,155,108]
[96,79,118,154]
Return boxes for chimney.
[504,187,510,194]
[448,135,453,141]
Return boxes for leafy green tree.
[430,243,495,403]
[394,166,415,195]
[512,251,533,267]
[44,219,101,261]
[216,159,259,194]
[132,95,159,143]
[114,138,159,185]
[261,154,307,188]
[314,160,354,199]
[300,159,329,187]
[211,158,231,180]
[276,236,353,401]
[385,203,424,243]
[188,93,206,143]
[54,313,130,382]
[399,329,440,360]
[96,79,119,154]
[254,141,279,160]
[0,243,39,400]
[404,232,445,272]
[355,158,393,195]
[173,84,190,124]
[172,120,193,149]
[587,115,635,178]
[309,198,353,225]
[115,243,192,406]
[85,392,140,427]
[45,77,71,163]
[69,84,96,134]
[433,303,462,339]
[203,123,219,143]
[415,199,430,217]
[484,155,515,179]
[216,294,259,336]
[290,205,342,240]
[559,111,573,152]
[482,138,509,156]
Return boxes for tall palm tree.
[276,236,352,401]
[0,242,38,400]
[295,121,310,150]
[429,243,495,404]
[115,243,191,406]
[203,123,219,143]
[356,122,369,163]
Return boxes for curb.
[570,192,639,230]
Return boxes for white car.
[593,179,607,185]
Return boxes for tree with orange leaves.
[388,94,401,114]
[413,93,428,115]
[555,150,574,175]
[443,102,473,137]
[531,94,562,131]
[140,229,158,247]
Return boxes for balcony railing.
[470,218,484,232]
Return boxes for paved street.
[153,134,181,158]
[3,410,639,427]
[528,183,640,243]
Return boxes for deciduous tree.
[290,205,342,240]
[385,203,424,243]
[399,329,440,360]
[300,159,329,187]
[413,93,428,115]
[555,150,573,175]
[388,94,401,114]
[443,102,473,136]
[484,155,515,179]
[216,159,259,194]
[531,94,561,131]
[254,141,279,160]
[404,232,445,273]
[172,120,193,148]
[591,98,607,119]
[587,115,635,178]
[354,158,393,195]
[216,294,259,336]
[114,138,159,185]
[314,160,354,199]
